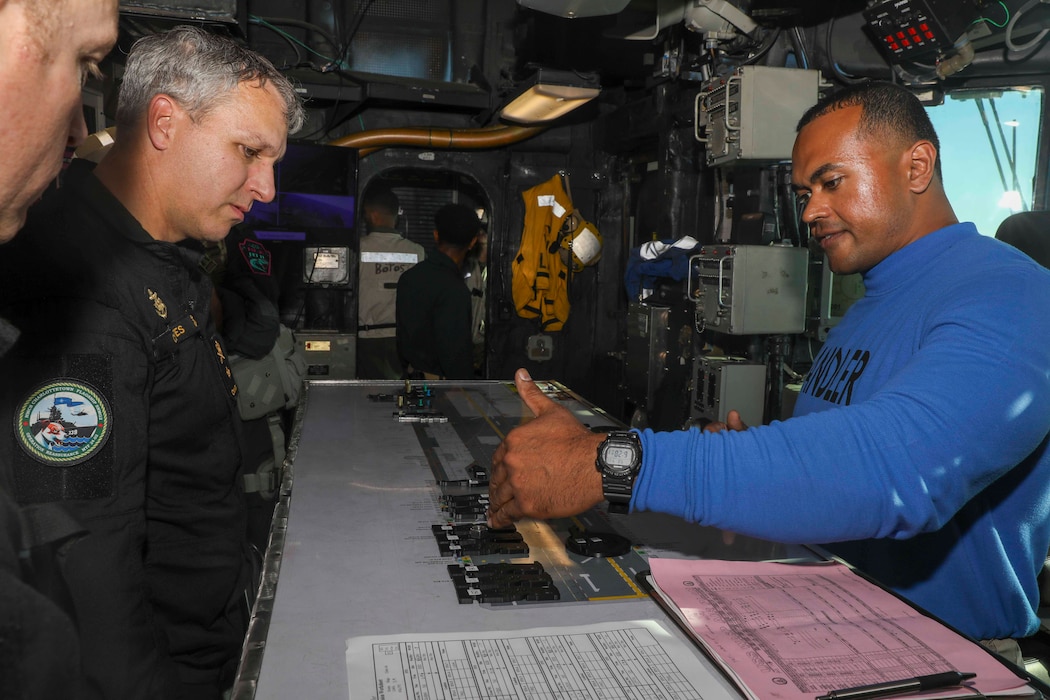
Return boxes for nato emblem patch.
[239,238,272,276]
[15,380,111,466]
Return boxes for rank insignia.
[147,288,168,319]
[15,380,112,466]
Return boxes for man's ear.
[146,94,179,151]
[908,140,938,194]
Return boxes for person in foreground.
[488,81,1050,654]
[0,25,304,699]
[0,3,119,697]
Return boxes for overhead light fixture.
[500,69,601,124]
[516,0,631,18]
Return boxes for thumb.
[515,368,555,418]
[726,410,749,431]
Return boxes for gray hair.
[116,25,305,135]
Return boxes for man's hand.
[703,409,748,433]
[487,369,606,528]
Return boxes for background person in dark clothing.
[396,203,479,380]
[197,226,303,557]
[0,26,303,700]
[0,2,118,699]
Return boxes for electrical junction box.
[625,302,692,411]
[695,66,820,167]
[691,356,766,426]
[300,332,356,379]
[814,262,865,341]
[303,246,351,286]
[688,244,808,335]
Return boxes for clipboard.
[635,562,1048,700]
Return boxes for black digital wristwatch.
[595,430,642,514]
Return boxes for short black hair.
[797,81,941,179]
[362,185,399,217]
[434,203,480,249]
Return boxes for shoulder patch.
[15,380,112,466]
[239,238,272,276]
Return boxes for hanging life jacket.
[512,174,573,332]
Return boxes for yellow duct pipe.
[328,124,547,156]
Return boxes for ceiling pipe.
[328,124,547,156]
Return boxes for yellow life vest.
[512,174,572,332]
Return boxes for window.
[925,86,1043,236]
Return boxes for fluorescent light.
[500,69,600,124]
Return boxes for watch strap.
[597,430,641,514]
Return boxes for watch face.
[604,446,636,468]
[601,438,639,478]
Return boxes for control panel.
[863,0,985,63]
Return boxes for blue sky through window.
[926,87,1043,236]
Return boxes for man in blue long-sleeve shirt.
[487,81,1050,657]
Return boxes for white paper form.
[648,558,1033,700]
[345,619,743,700]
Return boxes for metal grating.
[342,0,452,81]
[347,32,450,81]
[347,0,446,21]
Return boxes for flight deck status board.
[240,379,806,700]
[369,379,653,604]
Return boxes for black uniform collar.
[63,159,160,246]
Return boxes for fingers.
[486,475,520,528]
[488,441,507,525]
[487,496,518,528]
[514,368,556,418]
[705,411,749,434]
[726,410,749,431]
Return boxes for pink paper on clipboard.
[647,558,1035,700]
